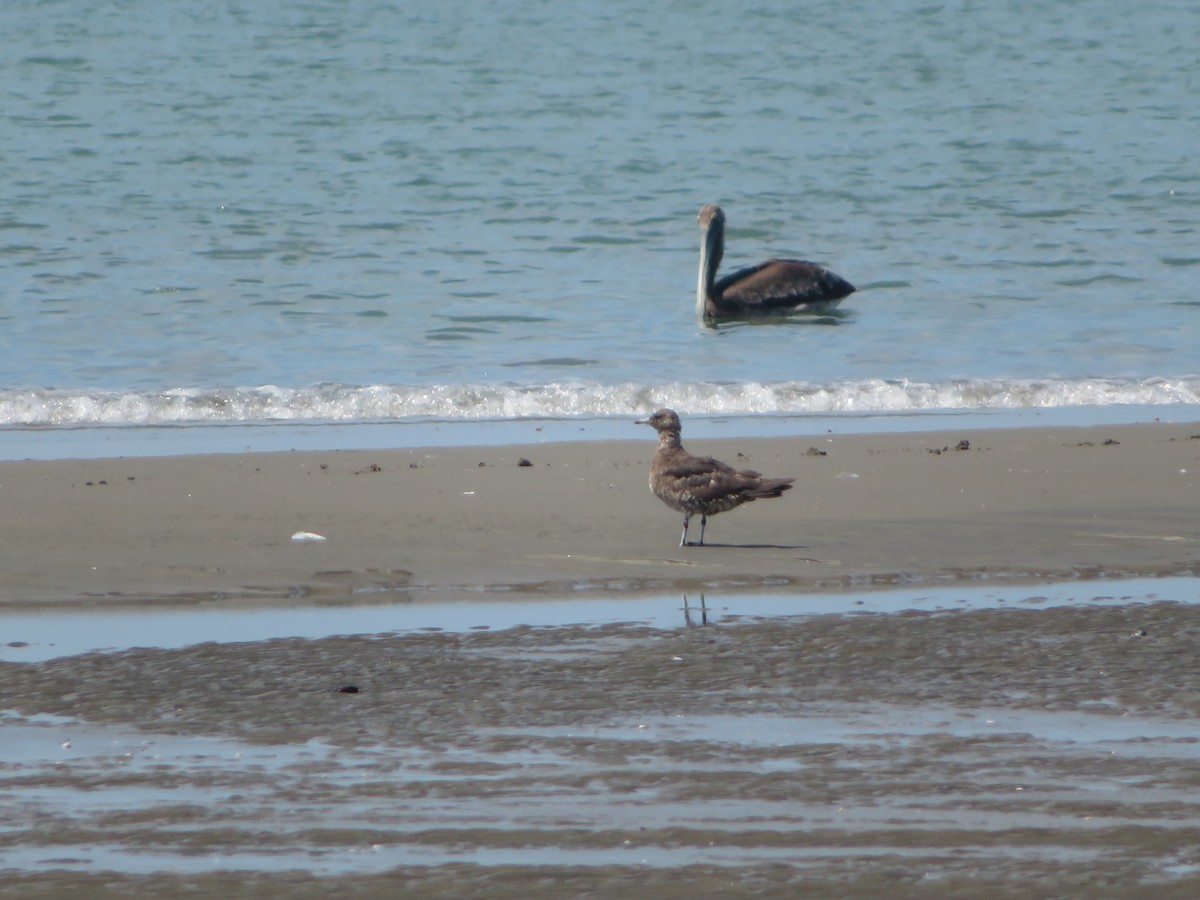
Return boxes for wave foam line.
[2,377,1199,427]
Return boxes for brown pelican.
[636,408,794,547]
[696,204,855,321]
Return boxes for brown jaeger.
[636,408,795,547]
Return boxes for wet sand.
[1,420,1198,606]
[2,420,1200,896]
[2,595,1200,896]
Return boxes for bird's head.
[636,408,682,434]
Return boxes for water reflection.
[1,576,1198,663]
[682,593,709,627]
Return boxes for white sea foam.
[3,377,1198,428]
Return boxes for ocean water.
[2,0,1198,441]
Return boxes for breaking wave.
[3,377,1199,428]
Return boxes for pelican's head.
[698,204,725,230]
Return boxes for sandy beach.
[2,420,1197,606]
[4,419,1200,897]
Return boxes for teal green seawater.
[2,0,1198,425]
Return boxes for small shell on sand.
[290,531,328,543]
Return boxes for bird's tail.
[750,477,794,499]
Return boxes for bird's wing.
[657,453,738,480]
[656,453,767,499]
[715,259,854,311]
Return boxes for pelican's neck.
[696,217,724,319]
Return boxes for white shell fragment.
[290,531,328,543]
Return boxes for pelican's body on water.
[636,408,795,547]
[696,204,855,322]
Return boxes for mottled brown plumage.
[697,204,855,322]
[636,408,795,547]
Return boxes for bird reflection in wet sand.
[636,408,795,547]
[696,204,854,322]
[683,594,709,627]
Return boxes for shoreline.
[5,402,1200,462]
[1,419,1198,608]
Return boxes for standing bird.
[696,204,855,322]
[636,408,795,547]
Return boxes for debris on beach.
[291,531,328,544]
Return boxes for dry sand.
[2,420,1198,606]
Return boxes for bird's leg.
[697,514,708,546]
[679,512,692,547]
